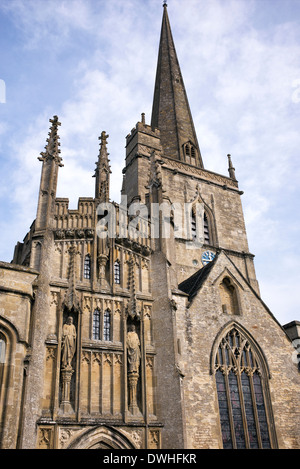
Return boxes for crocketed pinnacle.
[39,115,63,166]
[151,5,203,167]
[94,131,111,202]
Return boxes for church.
[0,4,299,449]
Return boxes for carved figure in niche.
[61,316,76,369]
[127,324,140,374]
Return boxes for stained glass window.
[214,327,274,449]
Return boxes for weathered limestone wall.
[173,252,300,449]
[0,262,38,448]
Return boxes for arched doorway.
[67,426,137,449]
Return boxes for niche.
[219,277,240,316]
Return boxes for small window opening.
[92,308,101,340]
[84,254,91,279]
[114,260,120,284]
[191,211,197,240]
[103,310,111,341]
[204,213,210,244]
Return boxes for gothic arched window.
[84,254,91,279]
[92,308,101,340]
[213,325,276,449]
[114,260,120,284]
[103,310,111,341]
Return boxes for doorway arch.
[67,425,137,449]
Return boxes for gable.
[178,250,290,337]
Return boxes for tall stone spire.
[151,4,203,168]
[94,131,111,202]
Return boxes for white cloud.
[1,0,94,49]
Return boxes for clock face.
[201,250,215,266]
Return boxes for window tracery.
[214,326,275,449]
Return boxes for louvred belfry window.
[204,213,210,244]
[214,326,276,449]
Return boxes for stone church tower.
[0,5,299,449]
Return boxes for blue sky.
[0,0,300,326]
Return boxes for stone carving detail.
[59,427,80,449]
[149,430,160,449]
[46,346,56,362]
[61,316,76,370]
[38,427,53,449]
[165,158,239,188]
[60,316,77,414]
[127,325,140,374]
[54,228,94,240]
[127,324,141,415]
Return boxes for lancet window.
[114,260,120,284]
[92,308,101,340]
[213,326,275,449]
[92,308,111,341]
[103,310,111,341]
[84,254,91,279]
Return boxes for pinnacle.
[94,130,111,201]
[39,115,63,166]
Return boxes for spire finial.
[94,131,111,201]
[39,115,63,167]
[163,0,167,7]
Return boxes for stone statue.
[127,324,140,374]
[61,316,76,370]
[127,324,141,415]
